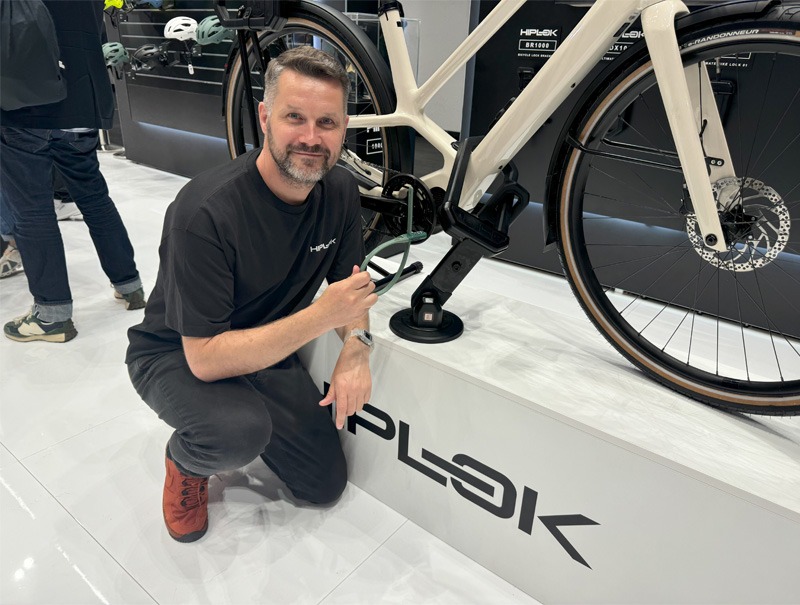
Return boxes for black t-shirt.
[126,149,364,363]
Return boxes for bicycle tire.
[555,6,800,415]
[223,1,411,249]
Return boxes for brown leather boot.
[162,452,209,542]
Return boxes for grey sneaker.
[0,244,23,278]
[114,287,147,310]
[4,310,77,343]
[54,200,83,221]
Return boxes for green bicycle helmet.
[102,42,130,68]
[196,16,232,46]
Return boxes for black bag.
[0,0,67,111]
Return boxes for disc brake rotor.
[685,177,790,272]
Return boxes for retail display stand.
[300,268,800,604]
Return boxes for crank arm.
[360,193,407,219]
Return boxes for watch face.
[348,329,373,348]
[358,330,374,347]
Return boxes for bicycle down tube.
[348,0,730,252]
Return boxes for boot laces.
[180,476,208,508]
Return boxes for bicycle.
[217,0,800,416]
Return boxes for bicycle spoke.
[589,164,680,216]
[726,263,800,365]
[735,53,745,191]
[583,215,683,220]
[749,85,800,179]
[612,104,679,166]
[746,246,786,379]
[584,190,679,218]
[563,31,800,405]
[587,243,691,248]
[730,264,751,380]
[596,241,693,300]
[616,249,713,332]
[741,53,777,182]
[754,130,800,183]
[715,267,721,376]
[686,252,711,366]
[636,254,713,339]
[640,89,677,154]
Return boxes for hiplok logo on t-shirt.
[310,237,336,253]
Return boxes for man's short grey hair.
[262,46,350,114]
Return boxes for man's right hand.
[182,268,376,383]
[316,265,377,329]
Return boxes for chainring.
[382,174,438,242]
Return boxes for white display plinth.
[300,260,800,604]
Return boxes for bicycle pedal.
[441,205,509,254]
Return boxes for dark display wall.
[105,1,231,177]
[106,0,378,178]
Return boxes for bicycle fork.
[642,0,734,252]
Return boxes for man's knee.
[208,410,273,470]
[304,451,348,505]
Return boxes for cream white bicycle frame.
[347,0,734,252]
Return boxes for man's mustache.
[288,143,329,156]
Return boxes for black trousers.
[128,350,347,504]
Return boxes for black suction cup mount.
[389,290,463,343]
[389,135,529,346]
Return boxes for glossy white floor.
[0,152,542,605]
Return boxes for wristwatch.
[346,328,374,350]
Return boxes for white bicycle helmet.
[164,16,198,41]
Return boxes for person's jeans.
[128,350,348,505]
[0,170,69,240]
[0,191,13,242]
[0,128,141,321]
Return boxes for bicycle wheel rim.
[225,17,404,246]
[559,32,800,413]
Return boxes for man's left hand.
[319,341,372,429]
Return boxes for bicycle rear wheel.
[556,11,800,414]
[224,1,411,249]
